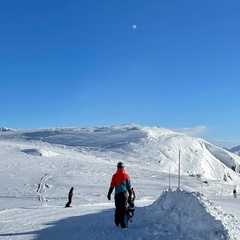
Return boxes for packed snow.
[1,124,240,240]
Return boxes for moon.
[132,25,137,30]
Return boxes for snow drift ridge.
[147,189,240,240]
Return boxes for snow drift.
[146,189,240,240]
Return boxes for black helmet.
[117,162,125,168]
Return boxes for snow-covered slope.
[1,124,239,181]
[229,145,240,156]
[1,124,240,239]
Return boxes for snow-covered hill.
[1,124,240,181]
[1,124,240,239]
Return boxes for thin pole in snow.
[169,166,171,189]
[39,137,43,156]
[178,149,181,189]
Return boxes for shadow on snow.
[34,207,150,240]
[0,207,151,240]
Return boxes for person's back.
[107,162,133,228]
[111,167,131,195]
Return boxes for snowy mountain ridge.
[1,124,239,182]
[229,145,240,156]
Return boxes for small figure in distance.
[233,189,237,198]
[65,187,74,207]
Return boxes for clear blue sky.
[1,0,240,147]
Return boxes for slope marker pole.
[178,149,181,189]
[169,166,171,189]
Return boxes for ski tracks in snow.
[36,174,52,202]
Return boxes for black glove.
[107,187,113,201]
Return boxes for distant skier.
[65,187,74,207]
[233,189,237,198]
[107,162,133,228]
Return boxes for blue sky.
[0,0,240,147]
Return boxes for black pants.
[65,196,72,207]
[114,192,128,228]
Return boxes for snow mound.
[147,189,240,240]
[21,148,59,157]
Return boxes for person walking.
[107,162,133,228]
[233,189,237,198]
[65,187,74,207]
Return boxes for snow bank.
[146,189,240,240]
[21,148,59,157]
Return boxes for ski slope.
[1,124,240,239]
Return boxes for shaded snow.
[21,148,59,157]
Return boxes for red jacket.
[110,168,131,195]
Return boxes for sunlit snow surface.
[1,124,240,239]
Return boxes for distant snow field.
[1,124,240,239]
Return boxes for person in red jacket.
[107,162,133,228]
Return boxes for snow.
[147,189,240,240]
[1,124,240,239]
